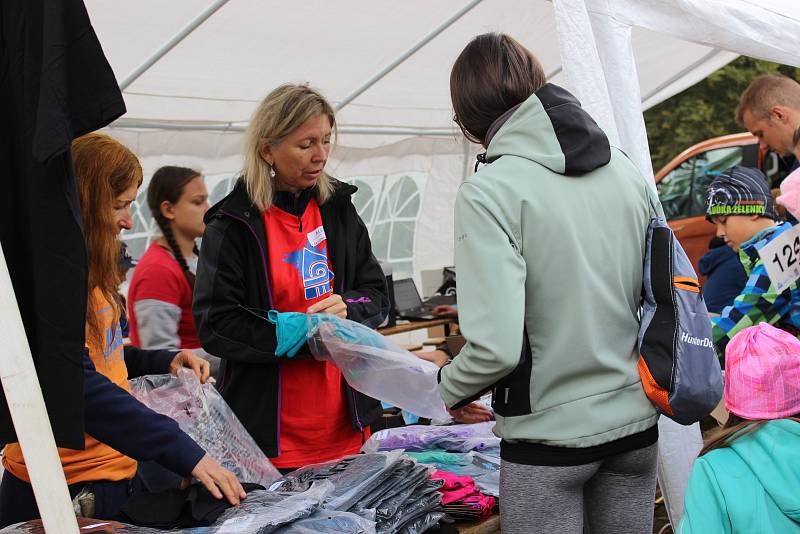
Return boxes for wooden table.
[377,317,455,336]
[456,515,501,533]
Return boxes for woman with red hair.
[0,133,244,527]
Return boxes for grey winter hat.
[705,165,776,221]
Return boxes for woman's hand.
[414,350,450,368]
[307,294,347,319]
[447,402,493,424]
[189,454,246,505]
[169,350,211,384]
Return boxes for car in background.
[655,133,796,274]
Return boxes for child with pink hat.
[680,322,800,533]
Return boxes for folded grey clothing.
[378,485,443,534]
[212,481,332,533]
[354,460,432,515]
[272,451,404,511]
[274,509,376,534]
[397,511,447,534]
[375,476,442,522]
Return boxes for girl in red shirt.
[128,166,220,376]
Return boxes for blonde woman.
[193,84,389,472]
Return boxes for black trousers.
[0,470,144,528]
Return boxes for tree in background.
[645,56,800,173]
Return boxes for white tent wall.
[552,0,799,526]
[109,127,476,287]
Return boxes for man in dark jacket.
[699,236,748,314]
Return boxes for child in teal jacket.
[680,323,800,533]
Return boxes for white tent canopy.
[88,0,800,286]
[95,0,743,142]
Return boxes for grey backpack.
[637,216,723,425]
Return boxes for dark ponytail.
[147,166,201,288]
[450,33,546,145]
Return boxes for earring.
[269,165,276,179]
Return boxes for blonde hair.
[736,74,800,125]
[243,84,336,211]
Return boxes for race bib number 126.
[759,225,800,293]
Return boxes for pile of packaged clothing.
[271,451,446,534]
[430,472,496,522]
[0,452,448,534]
[362,422,501,497]
[405,450,499,498]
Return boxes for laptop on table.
[393,278,450,321]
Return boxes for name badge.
[307,226,327,247]
[758,224,800,293]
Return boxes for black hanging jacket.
[193,179,388,457]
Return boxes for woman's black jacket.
[193,179,389,457]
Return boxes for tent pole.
[0,242,79,533]
[119,0,230,91]
[334,0,485,112]
[109,119,460,137]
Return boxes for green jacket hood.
[728,419,800,521]
[485,83,611,176]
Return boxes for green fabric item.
[268,311,388,357]
[680,419,800,533]
[406,450,472,465]
[437,87,659,447]
[267,310,308,357]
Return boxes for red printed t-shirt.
[128,242,201,349]
[264,199,364,469]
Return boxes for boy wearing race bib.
[706,165,800,357]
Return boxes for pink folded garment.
[459,494,497,520]
[431,470,480,505]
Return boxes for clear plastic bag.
[307,316,449,420]
[274,510,376,534]
[129,369,281,487]
[271,451,404,512]
[362,422,500,454]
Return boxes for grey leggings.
[500,443,658,534]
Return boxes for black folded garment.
[118,482,264,528]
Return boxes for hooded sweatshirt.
[438,84,659,455]
[699,245,748,314]
[679,419,800,533]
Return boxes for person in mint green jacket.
[438,33,660,534]
[680,323,800,533]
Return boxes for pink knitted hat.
[776,168,800,220]
[724,323,800,419]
